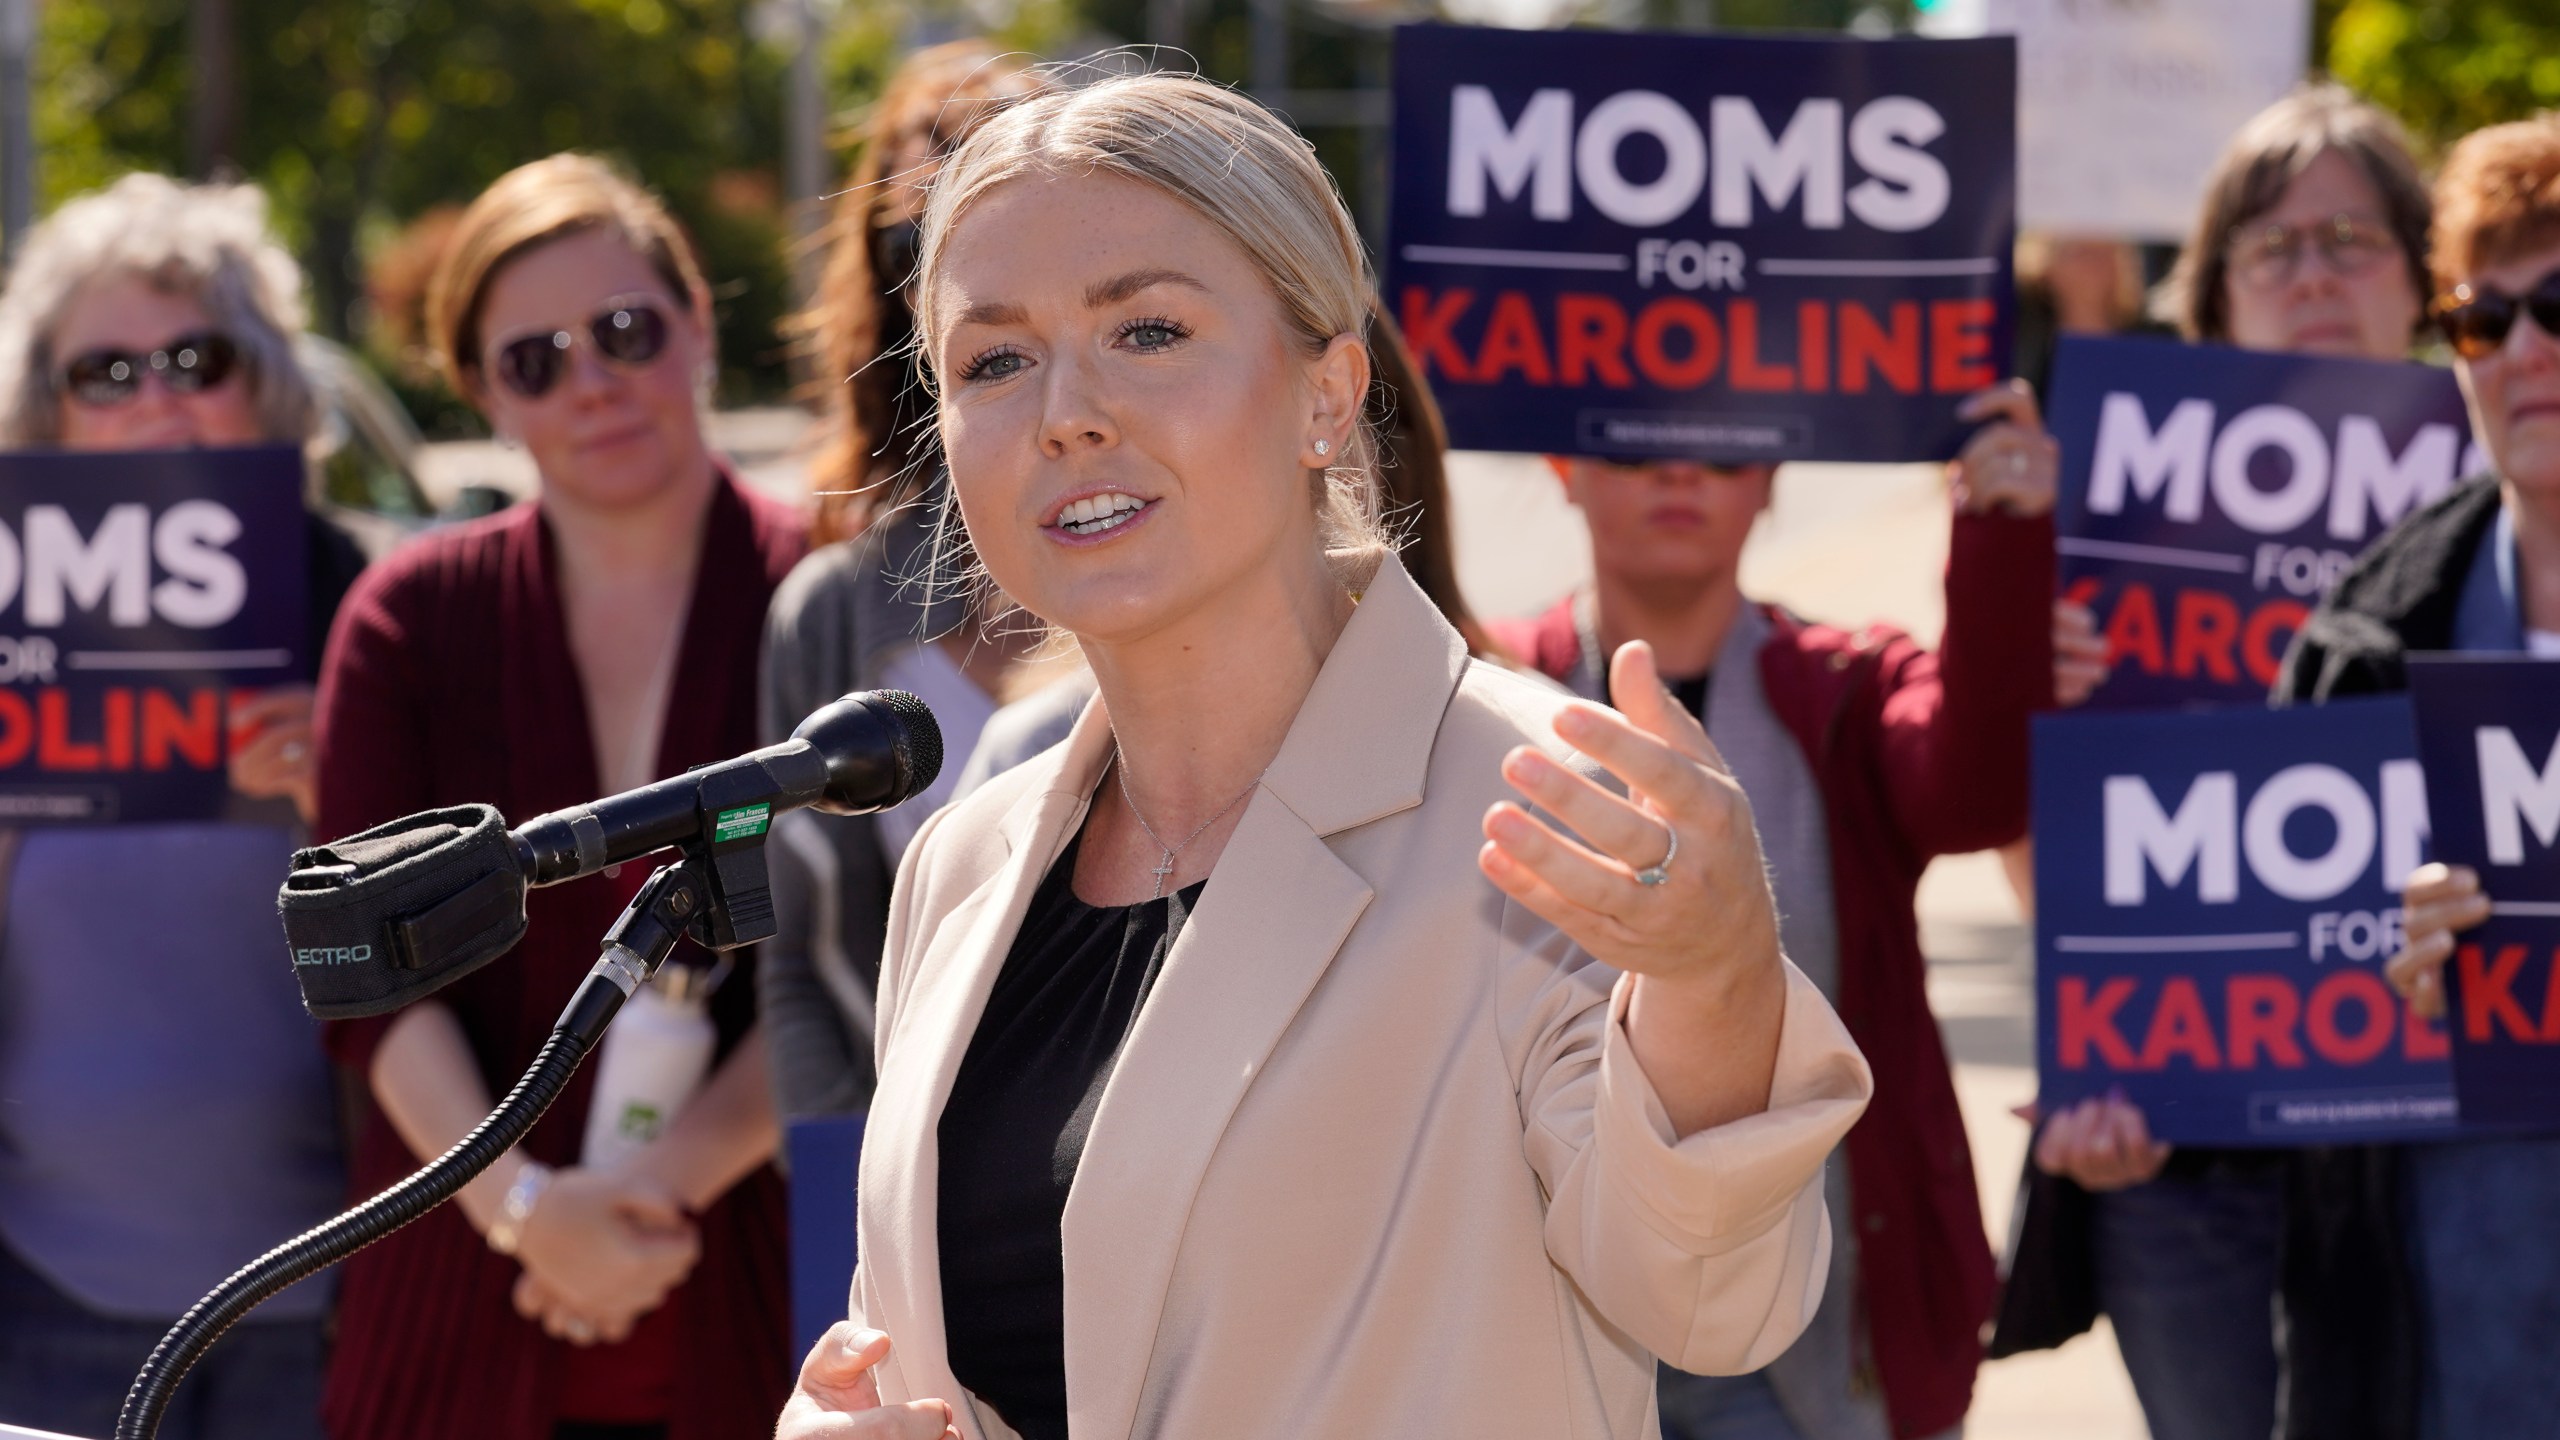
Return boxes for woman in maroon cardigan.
[312,155,804,1440]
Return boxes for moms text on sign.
[1448,87,1953,231]
[0,501,250,631]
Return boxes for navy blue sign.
[1386,24,2015,463]
[2050,336,2481,709]
[2034,700,2463,1144]
[2408,657,2560,1130]
[0,446,308,823]
[788,1113,864,1358]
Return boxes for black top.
[1667,670,1711,720]
[936,833,1206,1440]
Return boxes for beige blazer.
[852,557,1873,1440]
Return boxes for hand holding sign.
[1951,380,2062,517]
[227,684,317,823]
[2388,862,2494,1021]
[2053,599,2110,707]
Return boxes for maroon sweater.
[311,475,805,1440]
[1491,511,2053,1439]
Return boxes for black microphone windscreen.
[794,689,945,814]
[875,688,944,798]
[277,805,528,1019]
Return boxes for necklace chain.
[1112,746,1261,899]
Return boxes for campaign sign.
[2408,657,2560,1129]
[2034,699,2462,1144]
[2050,335,2482,710]
[0,445,308,823]
[1386,25,2016,463]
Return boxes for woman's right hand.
[778,1325,960,1439]
[511,1167,701,1335]
[2032,1093,2171,1191]
[2053,599,2110,708]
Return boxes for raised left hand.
[1478,640,1780,992]
[1951,379,2060,518]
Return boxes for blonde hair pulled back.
[913,71,1391,577]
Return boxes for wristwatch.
[486,1159,554,1256]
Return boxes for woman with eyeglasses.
[1995,86,2438,1440]
[0,173,363,1440]
[311,154,803,1440]
[2278,114,2560,1438]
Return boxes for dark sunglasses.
[2434,270,2560,360]
[60,331,240,406]
[484,300,672,399]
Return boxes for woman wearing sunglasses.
[2278,114,2560,1438]
[1993,86,2439,1440]
[0,173,366,1440]
[311,154,803,1440]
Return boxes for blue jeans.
[2403,1135,2560,1439]
[2093,1163,2282,1440]
[0,1238,324,1440]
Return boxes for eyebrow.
[1084,268,1211,308]
[956,299,1029,328]
[950,269,1210,331]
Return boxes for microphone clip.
[683,758,786,953]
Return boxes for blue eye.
[960,348,1026,382]
[1121,317,1189,350]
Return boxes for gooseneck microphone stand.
[111,688,942,1440]
[115,859,706,1440]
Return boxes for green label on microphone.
[713,803,772,843]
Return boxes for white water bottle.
[581,963,719,1171]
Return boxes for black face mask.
[870,218,921,295]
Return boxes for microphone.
[277,690,942,1020]
[512,688,944,886]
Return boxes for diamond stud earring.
[1313,438,1331,456]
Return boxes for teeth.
[1059,493,1144,533]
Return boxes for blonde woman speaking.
[779,72,1872,1440]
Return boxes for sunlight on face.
[2451,239,2560,498]
[469,228,713,513]
[2221,149,2420,361]
[928,170,1348,645]
[53,274,265,452]
[1557,457,1774,594]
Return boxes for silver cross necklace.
[1111,746,1261,899]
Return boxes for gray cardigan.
[755,510,969,1118]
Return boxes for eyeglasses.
[2225,213,2400,292]
[60,331,241,406]
[483,300,672,399]
[2433,270,2560,360]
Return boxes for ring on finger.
[1633,825,1678,887]
[564,1317,595,1344]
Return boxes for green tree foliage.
[2322,0,2560,152]
[40,0,805,416]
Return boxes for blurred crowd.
[2,32,2557,1440]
